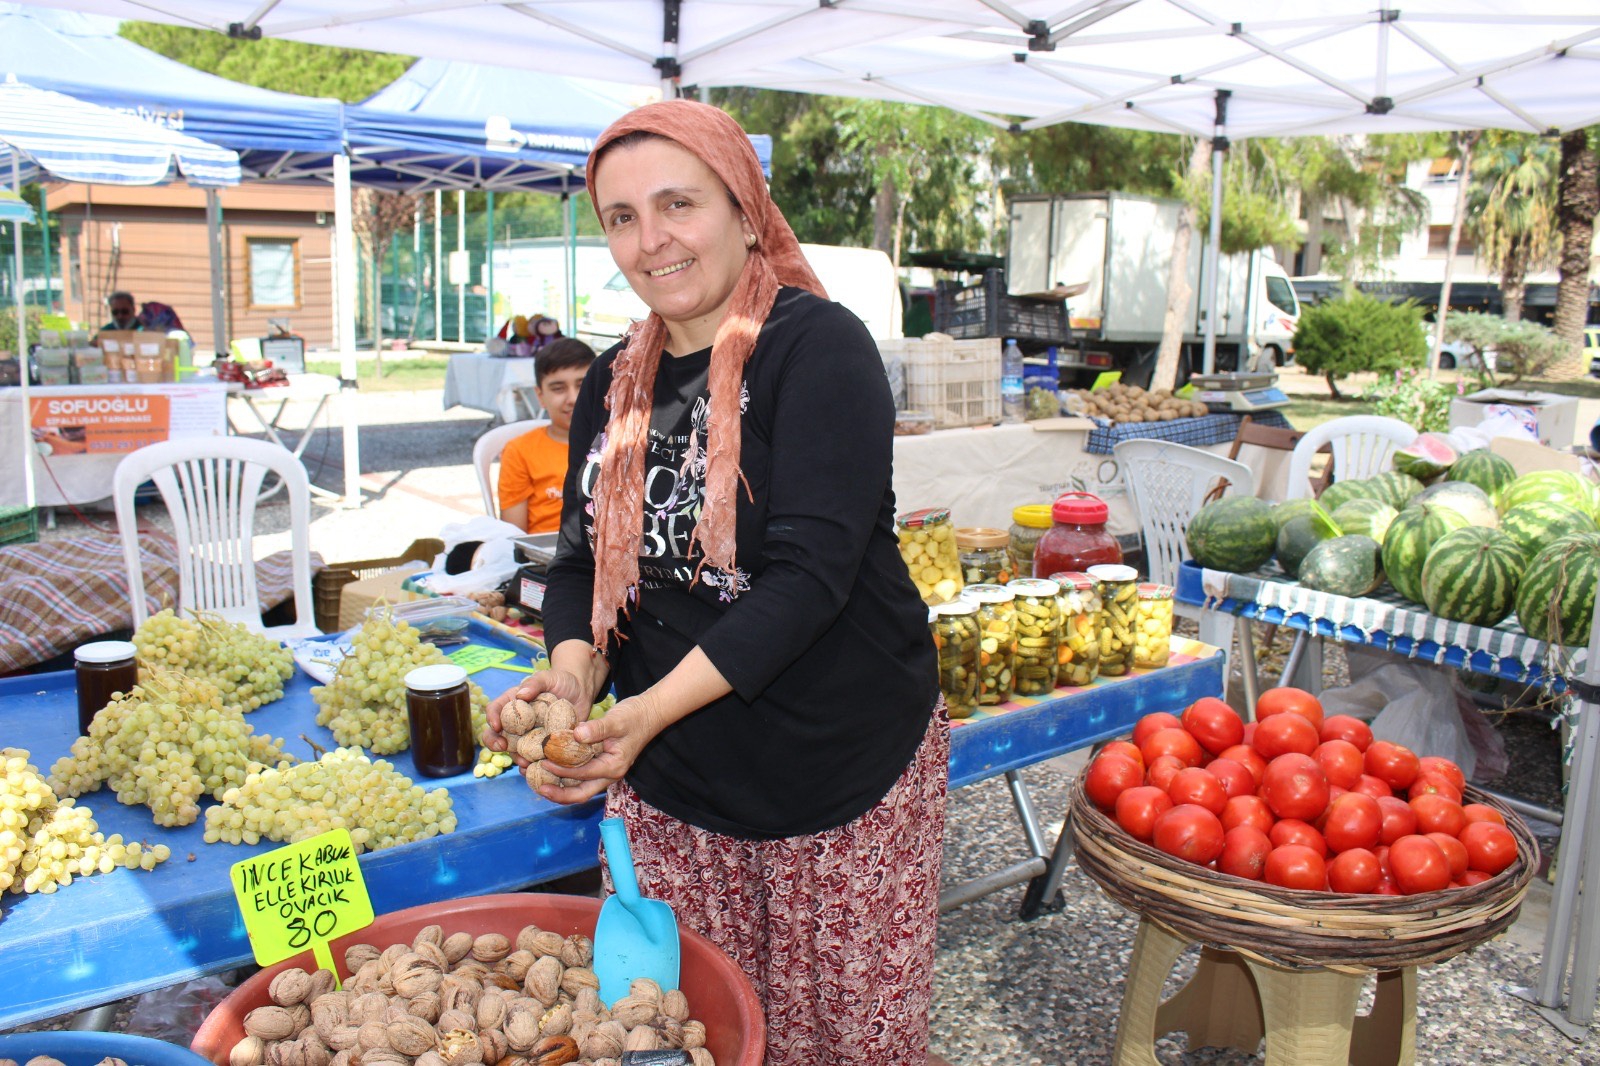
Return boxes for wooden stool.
[1113,919,1417,1065]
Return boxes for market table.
[223,375,342,501]
[441,351,540,423]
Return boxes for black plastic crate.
[933,269,1072,345]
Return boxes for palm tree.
[1466,133,1558,322]
[1550,130,1599,380]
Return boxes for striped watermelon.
[1276,504,1341,580]
[1448,449,1517,504]
[1516,533,1600,646]
[1407,481,1499,528]
[1497,470,1596,518]
[1331,498,1398,545]
[1500,502,1598,561]
[1273,497,1324,534]
[1383,503,1472,604]
[1369,471,1426,509]
[1318,479,1378,513]
[1393,433,1457,481]
[1300,535,1385,597]
[1421,527,1526,627]
[1187,496,1277,572]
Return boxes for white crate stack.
[878,336,1001,430]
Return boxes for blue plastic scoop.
[594,817,681,1005]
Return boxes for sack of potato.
[1072,384,1210,423]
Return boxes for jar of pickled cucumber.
[957,527,1014,586]
[1133,583,1176,669]
[962,584,1016,705]
[1007,577,1061,696]
[1088,563,1139,678]
[1049,571,1102,687]
[896,506,964,605]
[931,601,981,719]
[1008,504,1053,581]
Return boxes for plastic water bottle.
[1001,338,1026,423]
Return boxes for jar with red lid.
[1032,492,1123,578]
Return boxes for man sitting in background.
[498,338,595,534]
[98,291,141,336]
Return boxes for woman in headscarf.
[484,100,946,1065]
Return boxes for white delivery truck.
[1006,192,1300,383]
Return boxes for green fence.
[0,215,62,320]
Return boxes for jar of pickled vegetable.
[1007,578,1060,696]
[896,506,964,605]
[1088,563,1139,677]
[1049,571,1102,687]
[1133,583,1176,669]
[957,527,1013,586]
[931,601,981,719]
[1008,504,1053,581]
[962,583,1016,705]
[1033,492,1122,578]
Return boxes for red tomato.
[1327,848,1382,893]
[1265,844,1328,891]
[1259,753,1330,821]
[1410,794,1467,837]
[1167,768,1229,816]
[1408,772,1464,805]
[1085,754,1144,810]
[1181,697,1245,756]
[1133,712,1184,749]
[1417,756,1466,794]
[1219,826,1272,881]
[1219,744,1268,784]
[1242,721,1257,744]
[1151,804,1226,865]
[1389,835,1451,894]
[1322,792,1382,854]
[1462,803,1507,827]
[1252,713,1320,759]
[1376,796,1418,846]
[1314,740,1365,790]
[1141,727,1204,769]
[1365,741,1420,791]
[1114,785,1174,842]
[1256,687,1325,731]
[1147,754,1185,791]
[1375,845,1392,876]
[1320,714,1373,751]
[1375,877,1401,896]
[1426,832,1469,881]
[1459,821,1519,876]
[1460,870,1492,886]
[1350,774,1393,800]
[1205,758,1255,800]
[1101,740,1145,771]
[1221,795,1275,835]
[1269,819,1328,856]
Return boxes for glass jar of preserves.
[404,664,475,778]
[75,640,138,736]
[1033,492,1123,578]
[896,506,963,605]
[1088,563,1139,677]
[962,584,1016,705]
[1134,583,1176,669]
[1008,578,1061,696]
[1008,504,1053,580]
[956,527,1014,586]
[1049,572,1103,687]
[931,601,981,719]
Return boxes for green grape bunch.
[133,609,295,714]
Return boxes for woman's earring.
[745,233,757,249]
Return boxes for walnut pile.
[1067,383,1211,423]
[0,1059,127,1066]
[499,694,602,792]
[233,922,715,1066]
[467,592,522,624]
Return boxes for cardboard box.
[1450,388,1580,448]
[1489,435,1586,477]
[337,561,431,630]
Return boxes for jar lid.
[897,506,951,529]
[1048,571,1096,591]
[1008,577,1060,597]
[75,640,136,664]
[1011,504,1053,529]
[961,583,1016,604]
[404,664,469,691]
[1086,563,1139,583]
[933,601,978,618]
[956,526,1010,549]
[1138,583,1175,600]
[1052,491,1109,525]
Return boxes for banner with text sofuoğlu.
[30,392,171,455]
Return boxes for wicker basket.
[1070,776,1538,973]
[312,538,444,633]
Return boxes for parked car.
[1586,326,1600,378]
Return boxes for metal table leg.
[1236,617,1259,720]
[940,769,1054,916]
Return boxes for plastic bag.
[419,516,527,596]
[122,974,238,1043]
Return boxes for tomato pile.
[1085,688,1521,894]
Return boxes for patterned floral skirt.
[604,706,950,1066]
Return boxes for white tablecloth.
[442,352,540,422]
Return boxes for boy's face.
[535,364,589,432]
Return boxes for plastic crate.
[313,537,444,633]
[879,336,1001,429]
[0,504,38,547]
[934,269,1072,345]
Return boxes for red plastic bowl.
[191,893,764,1065]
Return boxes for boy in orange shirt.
[498,338,595,533]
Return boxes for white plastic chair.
[1284,416,1418,500]
[473,418,550,516]
[113,436,319,639]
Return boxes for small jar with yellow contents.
[962,583,1017,705]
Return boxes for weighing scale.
[509,532,558,616]
[1189,371,1290,413]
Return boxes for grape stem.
[300,734,328,759]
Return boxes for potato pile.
[1072,384,1210,423]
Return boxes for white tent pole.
[333,152,362,507]
[204,187,228,358]
[432,189,442,342]
[455,189,465,342]
[562,190,575,333]
[13,155,34,510]
[1201,90,1230,377]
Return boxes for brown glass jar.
[404,664,474,778]
[75,640,138,736]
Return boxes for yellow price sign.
[1090,371,1122,391]
[448,644,518,674]
[230,828,374,976]
[1175,383,1198,399]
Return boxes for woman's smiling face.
[594,136,755,355]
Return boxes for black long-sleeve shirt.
[542,288,938,838]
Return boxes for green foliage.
[1442,310,1568,387]
[1274,134,1436,275]
[1292,291,1427,396]
[119,22,412,102]
[1466,132,1558,306]
[0,305,45,355]
[995,125,1183,200]
[1361,372,1454,432]
[1187,141,1300,255]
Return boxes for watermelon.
[1276,504,1341,580]
[1406,482,1499,528]
[1187,496,1277,573]
[1497,470,1597,519]
[1420,527,1526,627]
[1319,479,1377,513]
[1516,533,1600,646]
[1499,502,1598,561]
[1331,499,1398,545]
[1448,449,1517,504]
[1273,497,1323,534]
[1299,535,1385,598]
[1393,433,1458,481]
[1382,504,1473,604]
[1368,471,1426,509]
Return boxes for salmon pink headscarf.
[584,99,826,650]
